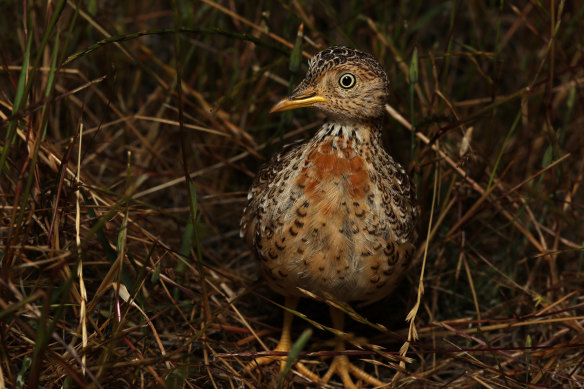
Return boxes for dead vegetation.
[0,1,583,388]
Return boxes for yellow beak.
[269,91,327,113]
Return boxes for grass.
[1,0,583,388]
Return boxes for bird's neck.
[313,117,383,147]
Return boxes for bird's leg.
[321,306,385,389]
[243,296,318,382]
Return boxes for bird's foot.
[242,343,319,383]
[321,354,386,389]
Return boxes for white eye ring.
[338,73,356,89]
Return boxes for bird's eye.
[338,73,356,89]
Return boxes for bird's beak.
[269,90,327,113]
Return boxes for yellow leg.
[321,306,385,388]
[243,296,319,382]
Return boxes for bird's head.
[270,46,390,122]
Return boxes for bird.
[240,46,418,388]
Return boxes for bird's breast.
[296,139,370,203]
[256,137,412,302]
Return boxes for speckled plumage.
[240,46,418,388]
[241,46,417,304]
